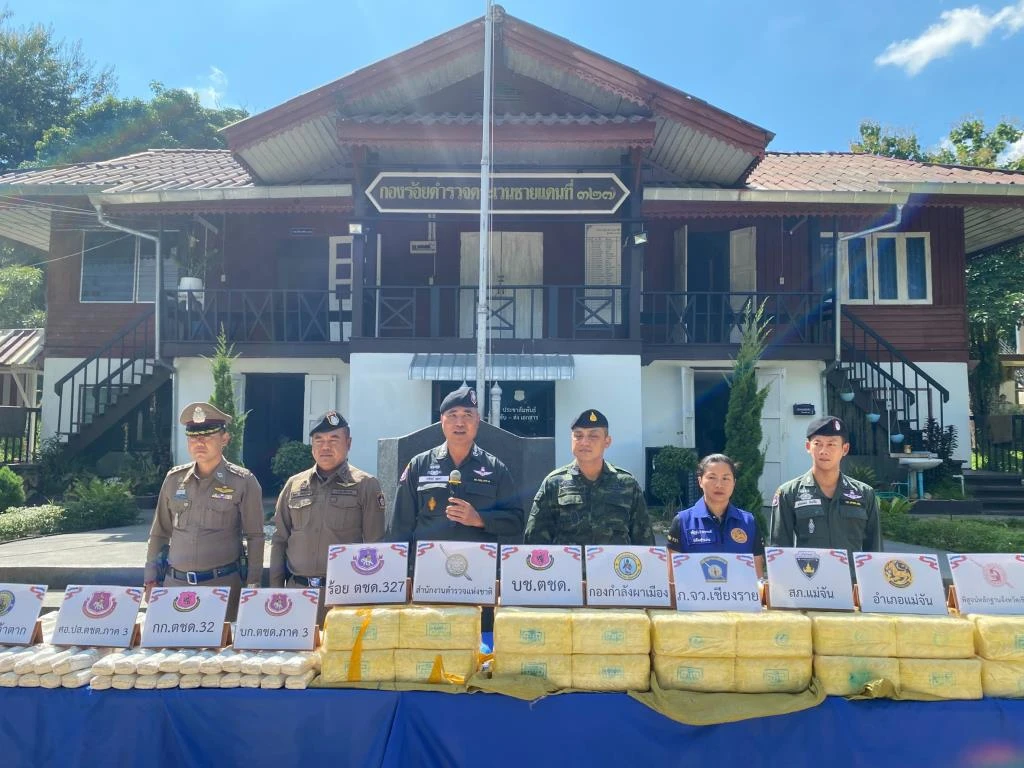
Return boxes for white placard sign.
[670,553,762,612]
[234,588,318,650]
[412,540,498,605]
[854,552,948,615]
[499,545,584,606]
[326,543,410,605]
[765,547,855,610]
[948,553,1024,615]
[142,587,230,647]
[584,545,672,607]
[52,585,142,647]
[0,583,46,645]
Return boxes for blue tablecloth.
[3,686,1023,768]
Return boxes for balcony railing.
[0,406,41,464]
[641,291,832,346]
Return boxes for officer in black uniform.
[387,386,524,547]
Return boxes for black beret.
[309,410,349,436]
[440,386,478,414]
[571,409,609,430]
[806,416,846,439]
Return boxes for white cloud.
[876,1,1024,75]
[187,67,230,108]
[999,134,1024,164]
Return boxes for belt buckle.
[186,571,199,585]
[308,577,322,588]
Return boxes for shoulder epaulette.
[168,462,192,474]
[225,462,253,478]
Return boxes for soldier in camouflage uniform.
[769,416,881,554]
[525,409,653,546]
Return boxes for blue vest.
[669,498,758,554]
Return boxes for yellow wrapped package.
[493,653,572,689]
[648,610,736,658]
[571,609,650,655]
[399,605,481,650]
[394,649,478,683]
[808,612,896,657]
[735,611,812,658]
[735,657,812,693]
[813,655,900,697]
[652,655,735,692]
[894,615,974,659]
[899,658,982,699]
[494,608,573,654]
[981,659,1024,698]
[319,650,395,683]
[323,607,401,651]
[971,615,1024,661]
[571,654,650,691]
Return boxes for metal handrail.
[163,288,334,344]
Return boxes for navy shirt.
[666,498,764,556]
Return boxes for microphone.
[448,470,462,499]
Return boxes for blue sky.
[7,0,1024,158]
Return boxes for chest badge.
[700,556,728,583]
[730,528,748,544]
[808,519,815,535]
[427,497,437,512]
[473,467,492,478]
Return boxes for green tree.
[723,303,771,529]
[0,264,45,328]
[206,329,248,465]
[851,121,928,162]
[0,10,114,171]
[28,82,247,168]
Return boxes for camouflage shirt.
[525,461,654,546]
[769,469,881,554]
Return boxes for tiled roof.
[341,113,651,126]
[749,152,1024,192]
[0,329,43,368]
[0,149,254,193]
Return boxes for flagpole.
[475,0,494,411]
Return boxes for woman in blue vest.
[666,453,765,577]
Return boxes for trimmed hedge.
[882,501,1024,553]
[0,505,65,542]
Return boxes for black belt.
[289,574,325,588]
[169,562,239,585]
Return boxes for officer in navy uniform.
[769,416,882,554]
[388,386,524,547]
[144,402,265,619]
[666,453,765,577]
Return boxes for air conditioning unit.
[409,240,437,255]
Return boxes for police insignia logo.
[526,549,554,571]
[327,410,340,426]
[0,589,14,617]
[808,519,815,535]
[730,528,748,544]
[833,420,841,431]
[352,547,384,575]
[613,552,643,581]
[82,590,117,619]
[193,406,206,424]
[795,552,820,579]
[469,390,477,406]
[444,553,471,580]
[172,591,201,612]
[798,491,812,501]
[265,593,293,617]
[428,497,437,512]
[588,411,598,422]
[982,562,1010,587]
[882,559,914,589]
[700,556,728,583]
[473,467,492,478]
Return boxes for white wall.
[916,362,970,462]
[554,355,644,480]
[41,357,86,440]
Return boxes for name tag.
[211,492,234,500]
[794,498,822,509]
[331,489,358,497]
[687,530,714,545]
[289,497,313,509]
[417,482,448,491]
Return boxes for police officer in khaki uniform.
[144,402,265,618]
[270,410,385,602]
[769,416,881,554]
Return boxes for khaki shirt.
[270,462,385,585]
[769,469,882,554]
[145,459,265,584]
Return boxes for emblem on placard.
[883,559,914,589]
[730,528,748,544]
[82,590,117,619]
[440,544,472,581]
[700,556,728,583]
[0,589,14,616]
[172,591,201,612]
[795,552,820,579]
[526,549,554,571]
[265,593,293,617]
[982,562,1012,588]
[351,547,384,575]
[613,552,643,581]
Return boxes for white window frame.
[79,230,179,304]
[829,232,932,306]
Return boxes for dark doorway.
[693,371,731,459]
[244,374,305,492]
[687,231,730,342]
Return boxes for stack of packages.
[0,645,109,689]
[88,647,319,690]
[971,615,1024,697]
[649,611,812,693]
[492,607,574,688]
[812,613,980,698]
[320,605,480,685]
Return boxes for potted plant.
[176,224,221,307]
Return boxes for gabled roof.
[222,6,773,185]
